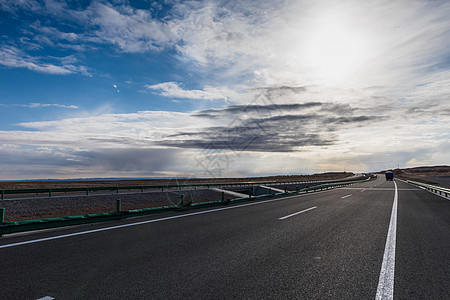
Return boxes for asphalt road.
[0,177,448,299]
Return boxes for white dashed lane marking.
[279,206,317,220]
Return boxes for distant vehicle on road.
[385,171,394,181]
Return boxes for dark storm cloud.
[160,100,386,152]
[261,86,307,93]
[194,85,314,119]
[193,102,322,118]
[254,86,308,98]
[159,132,334,152]
[324,115,385,125]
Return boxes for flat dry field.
[394,166,450,187]
[0,172,352,190]
[1,172,353,222]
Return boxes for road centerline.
[279,206,317,220]
[375,181,398,300]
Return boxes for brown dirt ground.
[0,172,352,190]
[386,165,450,186]
[1,173,354,222]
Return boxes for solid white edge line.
[375,181,398,300]
[279,206,317,220]
[0,189,335,249]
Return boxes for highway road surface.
[0,176,449,299]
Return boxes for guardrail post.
[179,194,184,207]
[284,186,287,193]
[49,189,52,198]
[2,189,4,200]
[116,199,121,213]
[86,188,89,196]
[0,208,5,223]
[296,186,299,194]
[141,186,144,193]
[222,192,225,202]
[116,187,119,194]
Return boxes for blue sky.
[0,0,449,180]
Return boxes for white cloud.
[30,21,80,43]
[146,81,238,100]
[11,110,212,147]
[21,103,79,109]
[4,0,450,87]
[7,0,448,89]
[161,0,450,91]
[0,46,72,74]
[86,2,177,53]
[0,0,42,14]
[0,45,90,76]
[1,103,79,109]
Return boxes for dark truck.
[385,171,394,181]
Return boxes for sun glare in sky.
[302,13,369,84]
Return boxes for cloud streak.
[21,103,79,109]
[146,82,237,100]
[0,103,79,109]
[0,45,90,75]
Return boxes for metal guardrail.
[406,180,450,198]
[0,175,367,200]
[0,175,376,236]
